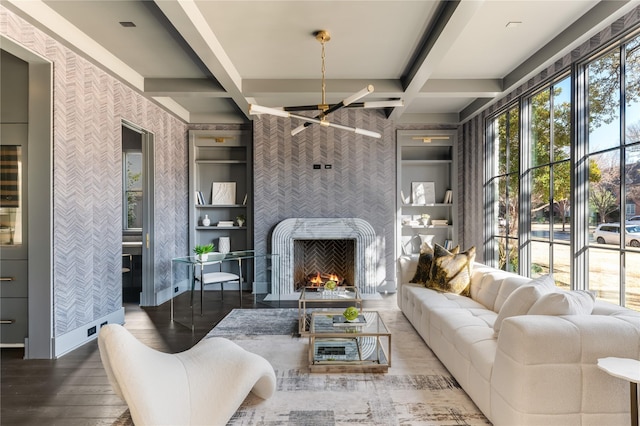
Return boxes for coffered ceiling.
[5,0,638,124]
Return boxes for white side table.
[598,357,640,426]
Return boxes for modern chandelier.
[248,30,403,139]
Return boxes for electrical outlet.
[324,164,332,169]
[87,326,97,337]
[100,321,108,328]
[174,286,179,293]
[313,164,321,169]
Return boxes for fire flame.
[308,272,341,286]
[310,272,323,285]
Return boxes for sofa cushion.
[528,290,595,315]
[410,244,460,284]
[471,270,517,312]
[428,245,476,295]
[493,274,556,334]
[398,254,419,285]
[493,275,533,312]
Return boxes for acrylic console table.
[170,251,279,330]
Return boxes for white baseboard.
[53,307,124,358]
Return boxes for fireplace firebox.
[293,239,355,290]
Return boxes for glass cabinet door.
[0,145,22,246]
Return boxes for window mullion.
[484,118,498,268]
[519,96,531,276]
[572,62,589,291]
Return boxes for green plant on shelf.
[193,243,215,255]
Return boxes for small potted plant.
[193,243,215,261]
[236,214,246,227]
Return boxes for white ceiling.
[6,0,638,125]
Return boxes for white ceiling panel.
[12,0,636,124]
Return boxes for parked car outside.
[628,215,640,222]
[593,223,640,247]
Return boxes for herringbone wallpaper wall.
[2,7,188,337]
[253,108,397,290]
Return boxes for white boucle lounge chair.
[98,324,276,425]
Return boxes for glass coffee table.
[298,286,362,335]
[308,310,391,373]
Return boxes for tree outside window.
[124,152,142,230]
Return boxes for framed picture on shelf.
[211,182,236,205]
[412,182,435,205]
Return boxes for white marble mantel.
[271,218,377,295]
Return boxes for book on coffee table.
[332,315,366,326]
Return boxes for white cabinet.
[396,130,457,258]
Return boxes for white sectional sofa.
[398,255,640,426]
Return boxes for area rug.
[206,308,490,425]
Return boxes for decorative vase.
[237,219,245,227]
[198,253,208,261]
[202,215,211,226]
[219,236,230,254]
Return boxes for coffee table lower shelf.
[309,337,390,373]
[308,311,391,374]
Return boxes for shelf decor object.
[412,182,435,205]
[248,30,403,139]
[219,237,230,254]
[211,182,236,205]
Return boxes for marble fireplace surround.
[271,218,377,295]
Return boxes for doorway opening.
[122,125,143,303]
[121,121,154,305]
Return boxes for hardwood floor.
[1,291,397,425]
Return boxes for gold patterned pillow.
[410,244,459,285]
[427,245,476,296]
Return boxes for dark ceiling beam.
[458,0,637,123]
[153,0,250,119]
[504,0,635,90]
[388,0,484,121]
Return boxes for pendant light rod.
[248,104,381,139]
[316,30,330,109]
[283,99,404,112]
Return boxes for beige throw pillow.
[493,274,556,334]
[427,245,475,296]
